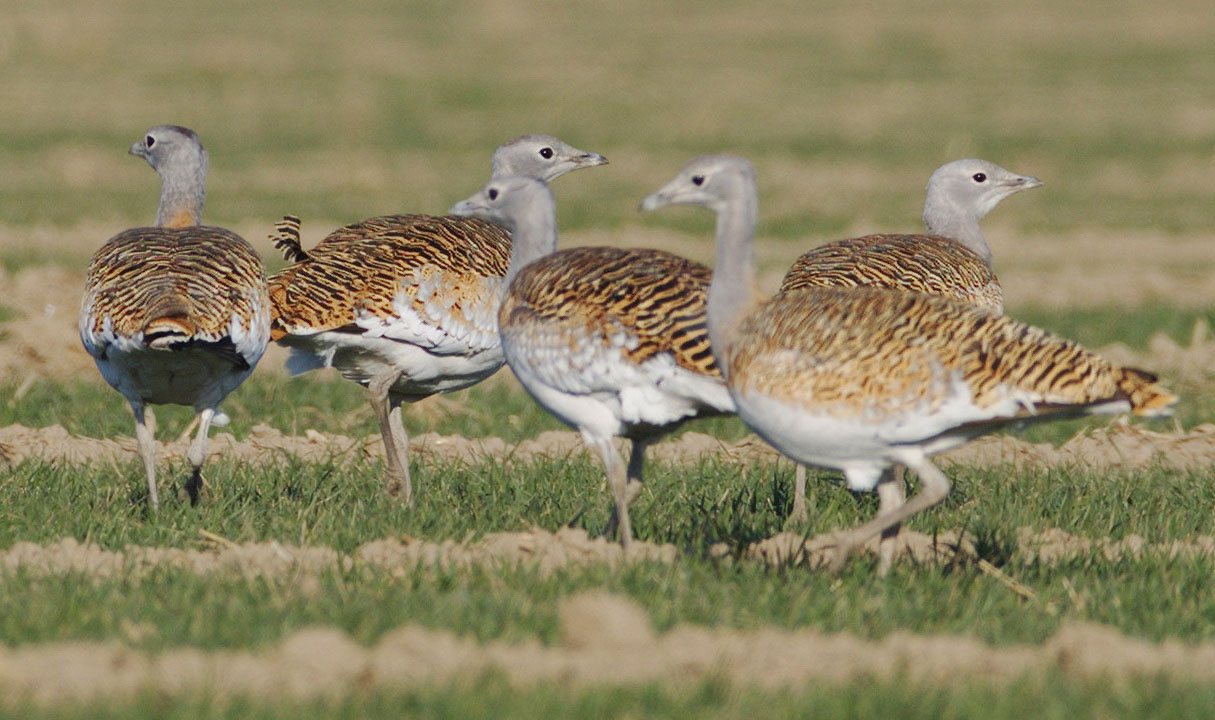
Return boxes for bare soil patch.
[4,591,1215,704]
[0,528,676,581]
[2,421,1213,474]
[4,526,1213,583]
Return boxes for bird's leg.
[368,371,412,505]
[131,402,159,512]
[829,458,949,573]
[875,467,907,576]
[790,463,809,523]
[603,437,649,539]
[590,436,632,548]
[184,406,217,506]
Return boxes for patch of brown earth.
[4,527,1214,583]
[2,421,1212,473]
[747,527,1215,570]
[0,528,676,581]
[747,529,977,569]
[357,528,677,574]
[5,592,1215,704]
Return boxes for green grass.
[1010,305,1215,352]
[4,456,1215,650]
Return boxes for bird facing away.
[779,158,1041,521]
[267,135,607,505]
[450,176,734,548]
[79,125,271,510]
[642,154,1175,573]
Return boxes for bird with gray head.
[129,124,210,228]
[452,175,733,548]
[782,158,1041,307]
[491,134,609,182]
[266,136,607,506]
[643,154,1173,574]
[80,125,271,510]
[778,157,1041,522]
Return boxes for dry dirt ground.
[3,420,1214,476]
[4,525,1215,581]
[6,588,1215,704]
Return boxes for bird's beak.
[639,191,669,212]
[449,196,484,217]
[1010,174,1043,191]
[578,151,609,168]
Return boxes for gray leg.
[791,463,809,523]
[184,407,216,506]
[590,435,632,548]
[368,371,412,504]
[829,458,950,573]
[875,469,906,576]
[603,437,649,539]
[132,402,159,511]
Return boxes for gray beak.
[579,152,609,168]
[639,191,668,212]
[1011,174,1043,190]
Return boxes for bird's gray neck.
[502,198,559,291]
[155,154,207,228]
[923,197,992,266]
[706,178,763,365]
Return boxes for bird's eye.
[145,135,155,148]
[691,175,705,186]
[972,172,987,183]
[488,188,499,201]
[539,147,553,159]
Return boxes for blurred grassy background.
[1,0,1211,242]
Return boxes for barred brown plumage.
[730,287,1172,419]
[79,125,271,511]
[778,158,1041,315]
[452,176,733,548]
[642,153,1175,574]
[268,214,511,342]
[779,234,1002,312]
[267,135,607,505]
[499,246,720,379]
[271,215,307,263]
[777,158,1040,520]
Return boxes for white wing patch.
[354,268,502,357]
[502,322,731,430]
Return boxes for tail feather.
[142,296,197,348]
[271,215,308,263]
[1118,367,1177,417]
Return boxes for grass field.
[2,0,1215,716]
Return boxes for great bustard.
[450,176,734,547]
[79,125,271,510]
[267,135,607,505]
[780,158,1041,520]
[643,154,1175,573]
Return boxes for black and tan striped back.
[779,234,1003,314]
[267,214,511,340]
[83,226,268,350]
[499,246,720,378]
